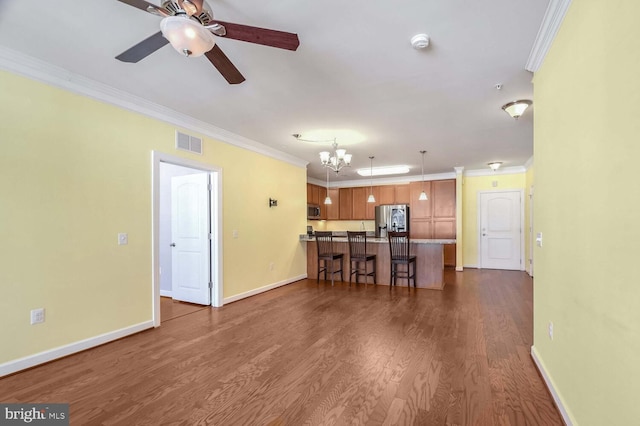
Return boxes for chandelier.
[319,140,352,173]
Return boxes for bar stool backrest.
[388,231,410,260]
[315,231,334,256]
[347,231,367,259]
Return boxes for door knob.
[170,243,176,247]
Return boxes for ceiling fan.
[115,0,300,84]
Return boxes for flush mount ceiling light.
[356,165,411,177]
[488,162,503,171]
[502,100,532,119]
[160,15,215,57]
[411,34,430,49]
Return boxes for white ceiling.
[0,0,548,182]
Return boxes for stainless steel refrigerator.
[375,204,410,238]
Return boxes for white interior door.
[171,173,211,305]
[479,190,522,270]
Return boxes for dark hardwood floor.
[0,270,562,425]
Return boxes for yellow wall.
[0,71,307,364]
[532,1,640,423]
[525,163,534,275]
[461,173,526,266]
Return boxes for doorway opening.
[152,151,223,327]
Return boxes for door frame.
[152,151,223,327]
[529,185,534,277]
[477,189,525,271]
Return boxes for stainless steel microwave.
[307,204,321,220]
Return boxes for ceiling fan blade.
[213,21,300,51]
[116,32,169,63]
[116,0,169,16]
[205,45,246,84]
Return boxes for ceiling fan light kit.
[160,16,215,57]
[116,0,300,84]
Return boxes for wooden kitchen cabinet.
[325,188,340,219]
[351,187,368,220]
[409,181,432,218]
[339,188,353,220]
[433,180,456,218]
[377,185,395,205]
[410,219,433,239]
[394,184,410,204]
[409,179,457,266]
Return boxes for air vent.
[175,131,203,155]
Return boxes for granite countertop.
[299,234,456,244]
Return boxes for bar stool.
[388,231,417,287]
[315,231,344,286]
[347,231,377,286]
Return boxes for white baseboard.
[463,264,479,269]
[223,274,307,304]
[0,321,154,377]
[160,289,172,297]
[531,345,574,425]
[455,266,463,272]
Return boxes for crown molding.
[0,47,308,169]
[463,165,527,178]
[308,165,530,187]
[308,171,456,188]
[524,156,534,170]
[526,0,572,72]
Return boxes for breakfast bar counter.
[302,235,455,290]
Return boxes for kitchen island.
[302,235,455,290]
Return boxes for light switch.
[536,232,543,247]
[118,233,128,245]
[232,230,238,239]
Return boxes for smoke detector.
[411,34,430,49]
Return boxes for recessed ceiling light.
[357,165,410,177]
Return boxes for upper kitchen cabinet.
[432,180,456,218]
[339,188,353,220]
[375,184,410,205]
[326,188,340,220]
[409,181,432,218]
[394,184,410,204]
[307,183,328,219]
[376,185,395,205]
[351,187,367,220]
[350,186,379,220]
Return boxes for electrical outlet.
[536,232,543,247]
[31,308,45,325]
[118,233,128,245]
[232,230,239,239]
[548,321,554,340]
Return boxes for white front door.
[171,173,211,305]
[479,190,523,270]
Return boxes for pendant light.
[367,156,376,203]
[419,150,428,201]
[324,168,332,205]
